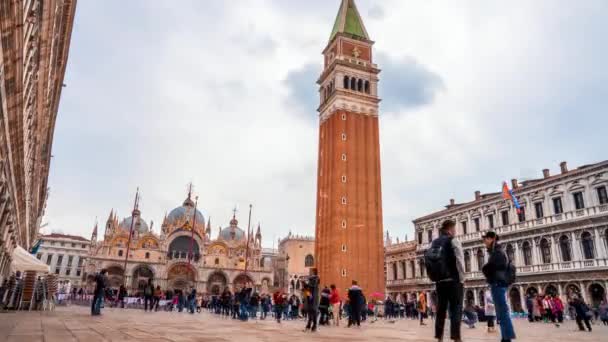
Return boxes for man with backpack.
[481,231,516,342]
[425,219,465,342]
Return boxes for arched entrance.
[168,263,196,291]
[106,266,124,289]
[131,265,154,293]
[465,290,474,305]
[509,287,522,313]
[233,273,253,291]
[168,236,201,261]
[207,272,228,295]
[589,283,606,307]
[526,286,538,297]
[565,284,581,300]
[544,284,558,296]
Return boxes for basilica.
[84,190,275,295]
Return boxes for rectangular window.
[474,218,480,232]
[461,221,467,235]
[71,243,76,248]
[417,232,423,244]
[65,268,71,276]
[81,244,86,249]
[56,255,64,266]
[488,215,494,229]
[427,229,433,242]
[501,210,509,226]
[534,202,544,218]
[76,269,81,277]
[36,253,42,260]
[78,258,83,267]
[598,186,608,205]
[553,197,563,214]
[46,254,53,265]
[573,192,585,209]
[518,207,526,222]
[67,256,73,267]
[55,268,60,275]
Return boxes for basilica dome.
[219,216,246,242]
[166,195,206,230]
[118,212,149,234]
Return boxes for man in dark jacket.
[304,268,320,332]
[431,220,465,342]
[347,280,364,327]
[481,231,516,342]
[91,269,107,316]
[569,295,592,332]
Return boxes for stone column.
[531,239,539,265]
[579,282,588,303]
[571,231,582,261]
[514,242,521,266]
[473,288,479,306]
[593,227,606,259]
[519,285,526,312]
[550,237,559,264]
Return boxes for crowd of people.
[86,219,606,341]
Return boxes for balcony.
[455,205,606,244]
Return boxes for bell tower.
[314,0,384,295]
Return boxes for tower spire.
[329,0,370,41]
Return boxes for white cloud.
[45,0,608,245]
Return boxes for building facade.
[85,191,275,295]
[386,160,608,311]
[314,0,384,295]
[36,233,90,287]
[0,0,76,281]
[275,233,315,294]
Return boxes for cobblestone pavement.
[0,306,605,342]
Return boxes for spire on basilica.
[385,230,392,246]
[105,209,115,238]
[329,0,369,42]
[91,221,98,243]
[206,217,212,237]
[255,223,262,247]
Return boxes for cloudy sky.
[44,0,608,246]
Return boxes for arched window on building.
[410,260,416,278]
[304,254,314,267]
[581,232,595,259]
[364,80,370,94]
[506,244,515,264]
[350,77,356,90]
[559,235,572,262]
[145,252,150,259]
[540,238,551,264]
[392,263,398,280]
[476,249,485,270]
[401,262,406,279]
[118,250,123,257]
[522,241,532,266]
[357,79,363,92]
[215,258,219,265]
[464,251,471,273]
[343,76,350,89]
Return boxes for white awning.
[10,246,50,273]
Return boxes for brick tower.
[314,0,384,295]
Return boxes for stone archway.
[526,286,538,297]
[509,287,522,313]
[106,265,124,289]
[207,271,228,295]
[465,290,474,305]
[233,273,253,292]
[167,263,196,292]
[565,283,581,300]
[589,283,606,307]
[544,284,558,296]
[131,264,155,293]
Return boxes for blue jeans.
[91,294,102,315]
[491,285,516,340]
[240,303,249,320]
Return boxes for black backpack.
[424,236,453,282]
[504,258,516,286]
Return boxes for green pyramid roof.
[329,0,370,41]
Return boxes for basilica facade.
[386,160,608,311]
[85,191,275,295]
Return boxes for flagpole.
[188,196,199,265]
[123,188,139,287]
[244,204,252,272]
